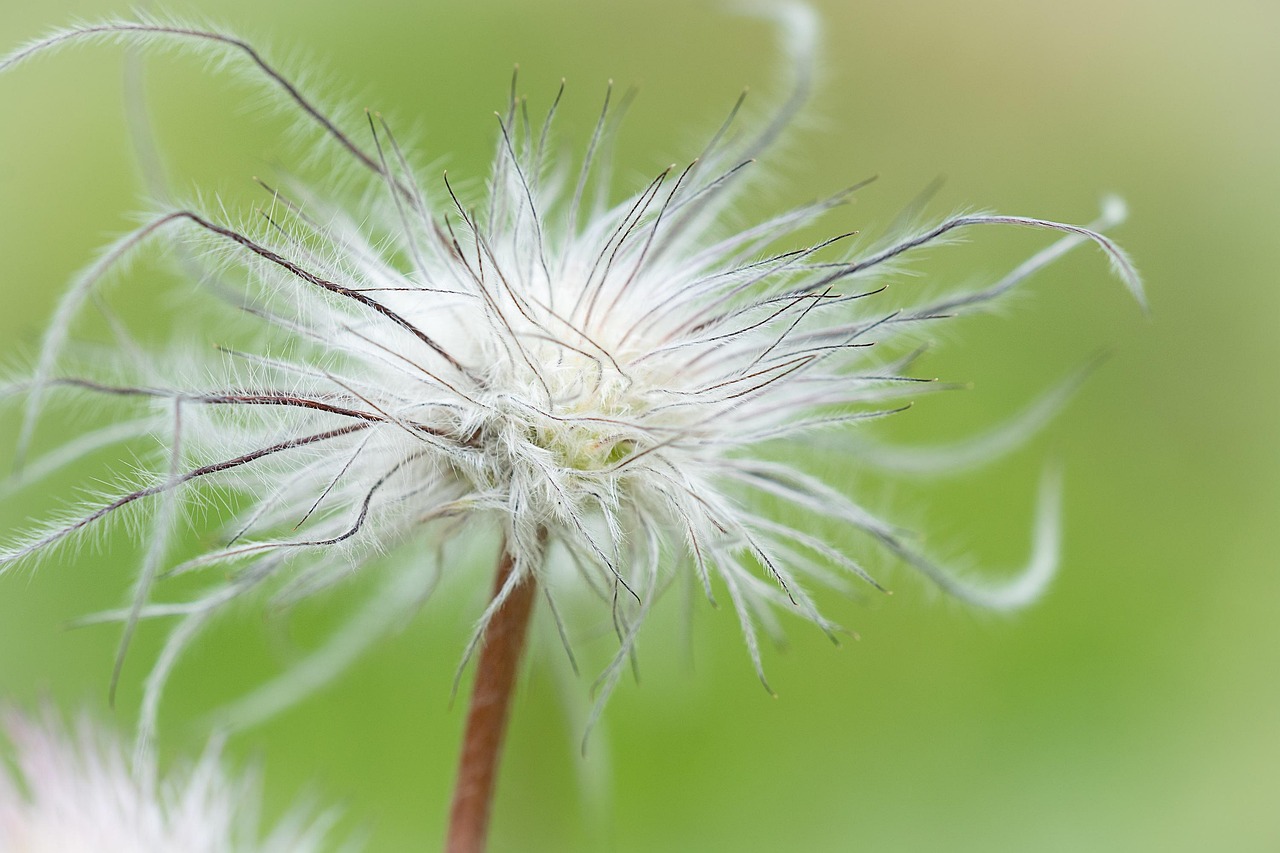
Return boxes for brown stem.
[445,544,538,853]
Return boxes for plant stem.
[445,544,538,853]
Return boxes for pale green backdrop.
[0,1,1276,851]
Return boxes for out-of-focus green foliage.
[0,1,1275,850]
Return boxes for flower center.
[526,422,637,472]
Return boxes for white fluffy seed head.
[0,7,1141,743]
[0,709,333,853]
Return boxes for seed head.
[0,5,1141,746]
[0,707,335,852]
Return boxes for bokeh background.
[1,0,1276,850]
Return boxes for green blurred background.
[1,0,1276,850]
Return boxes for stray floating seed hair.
[0,4,1141,754]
